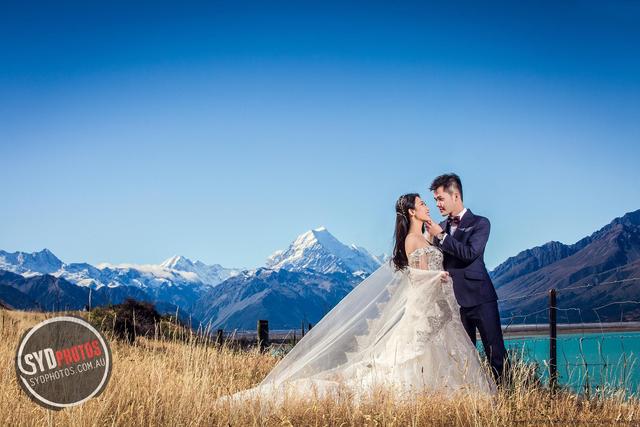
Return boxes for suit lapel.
[453,209,474,240]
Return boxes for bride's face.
[410,197,430,222]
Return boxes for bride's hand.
[440,271,450,283]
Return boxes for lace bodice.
[407,244,444,271]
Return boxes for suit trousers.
[459,300,507,382]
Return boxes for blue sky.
[1,1,639,269]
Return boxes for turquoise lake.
[500,331,639,395]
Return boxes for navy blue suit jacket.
[434,209,498,308]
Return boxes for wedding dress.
[217,241,496,406]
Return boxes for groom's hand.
[425,218,443,236]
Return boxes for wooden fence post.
[549,288,558,391]
[215,329,224,346]
[257,319,269,352]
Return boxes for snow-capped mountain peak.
[160,255,195,271]
[266,227,381,275]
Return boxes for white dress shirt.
[437,207,467,244]
[449,208,468,235]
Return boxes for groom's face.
[433,187,456,217]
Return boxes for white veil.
[260,261,414,386]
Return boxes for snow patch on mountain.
[159,255,241,285]
[0,249,63,276]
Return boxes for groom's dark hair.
[430,173,463,201]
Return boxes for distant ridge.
[492,209,640,322]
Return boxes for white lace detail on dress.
[405,246,455,347]
[407,245,444,271]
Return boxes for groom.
[425,173,507,383]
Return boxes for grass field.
[1,308,639,426]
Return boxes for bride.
[217,193,496,406]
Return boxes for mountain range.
[492,209,640,323]
[0,226,382,329]
[1,210,639,328]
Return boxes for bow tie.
[448,215,461,226]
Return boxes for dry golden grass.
[1,308,639,426]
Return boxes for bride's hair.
[392,193,420,271]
